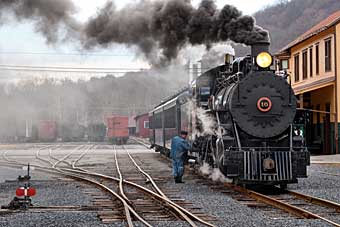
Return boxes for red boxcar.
[106,116,129,144]
[38,120,57,142]
[135,113,150,138]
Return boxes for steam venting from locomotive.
[0,0,269,66]
[200,162,229,182]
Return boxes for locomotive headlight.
[256,52,273,68]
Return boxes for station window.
[302,50,307,80]
[294,54,300,82]
[325,39,332,72]
[309,47,313,77]
[315,44,319,75]
[280,59,289,70]
[144,121,149,129]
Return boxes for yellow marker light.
[256,52,273,68]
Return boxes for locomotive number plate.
[257,97,272,112]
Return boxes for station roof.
[134,113,148,120]
[278,10,340,54]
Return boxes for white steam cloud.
[199,162,230,183]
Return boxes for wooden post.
[299,93,304,108]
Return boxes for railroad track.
[0,144,218,227]
[225,183,340,226]
[118,145,217,225]
[130,137,151,149]
[130,137,340,226]
[129,139,340,227]
[188,167,340,227]
[53,145,218,226]
[9,142,340,226]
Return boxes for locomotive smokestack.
[251,41,270,57]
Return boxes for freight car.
[150,41,310,188]
[87,123,106,142]
[60,123,85,142]
[38,120,57,142]
[106,116,129,144]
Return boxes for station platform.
[311,154,340,164]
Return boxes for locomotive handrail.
[297,108,336,115]
[227,146,304,149]
[227,146,306,150]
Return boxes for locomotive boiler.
[149,41,310,188]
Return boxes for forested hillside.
[254,0,340,53]
[2,0,340,134]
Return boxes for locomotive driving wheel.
[215,138,227,175]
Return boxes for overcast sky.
[0,0,277,82]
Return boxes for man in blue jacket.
[170,131,191,183]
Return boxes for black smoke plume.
[0,0,80,43]
[84,0,269,65]
[0,0,269,66]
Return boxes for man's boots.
[177,176,184,183]
[174,176,179,183]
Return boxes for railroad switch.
[1,164,36,210]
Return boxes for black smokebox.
[251,41,270,57]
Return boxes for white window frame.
[144,121,149,129]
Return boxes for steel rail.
[63,145,215,227]
[130,137,151,149]
[2,145,52,164]
[48,146,64,163]
[52,145,86,168]
[113,145,131,204]
[73,145,205,227]
[70,144,199,227]
[68,144,216,227]
[0,160,137,227]
[224,182,340,227]
[48,144,93,168]
[54,168,137,227]
[49,145,82,166]
[121,145,199,227]
[36,146,56,166]
[34,145,151,227]
[122,145,167,198]
[71,145,95,169]
[285,189,340,213]
[61,167,217,227]
[3,144,217,227]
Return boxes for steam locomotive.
[149,42,310,188]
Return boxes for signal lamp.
[256,52,273,68]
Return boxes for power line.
[0,64,150,74]
[0,64,149,70]
[0,64,208,70]
[0,68,145,74]
[0,51,135,57]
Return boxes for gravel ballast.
[1,144,340,226]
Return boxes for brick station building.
[276,10,340,154]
